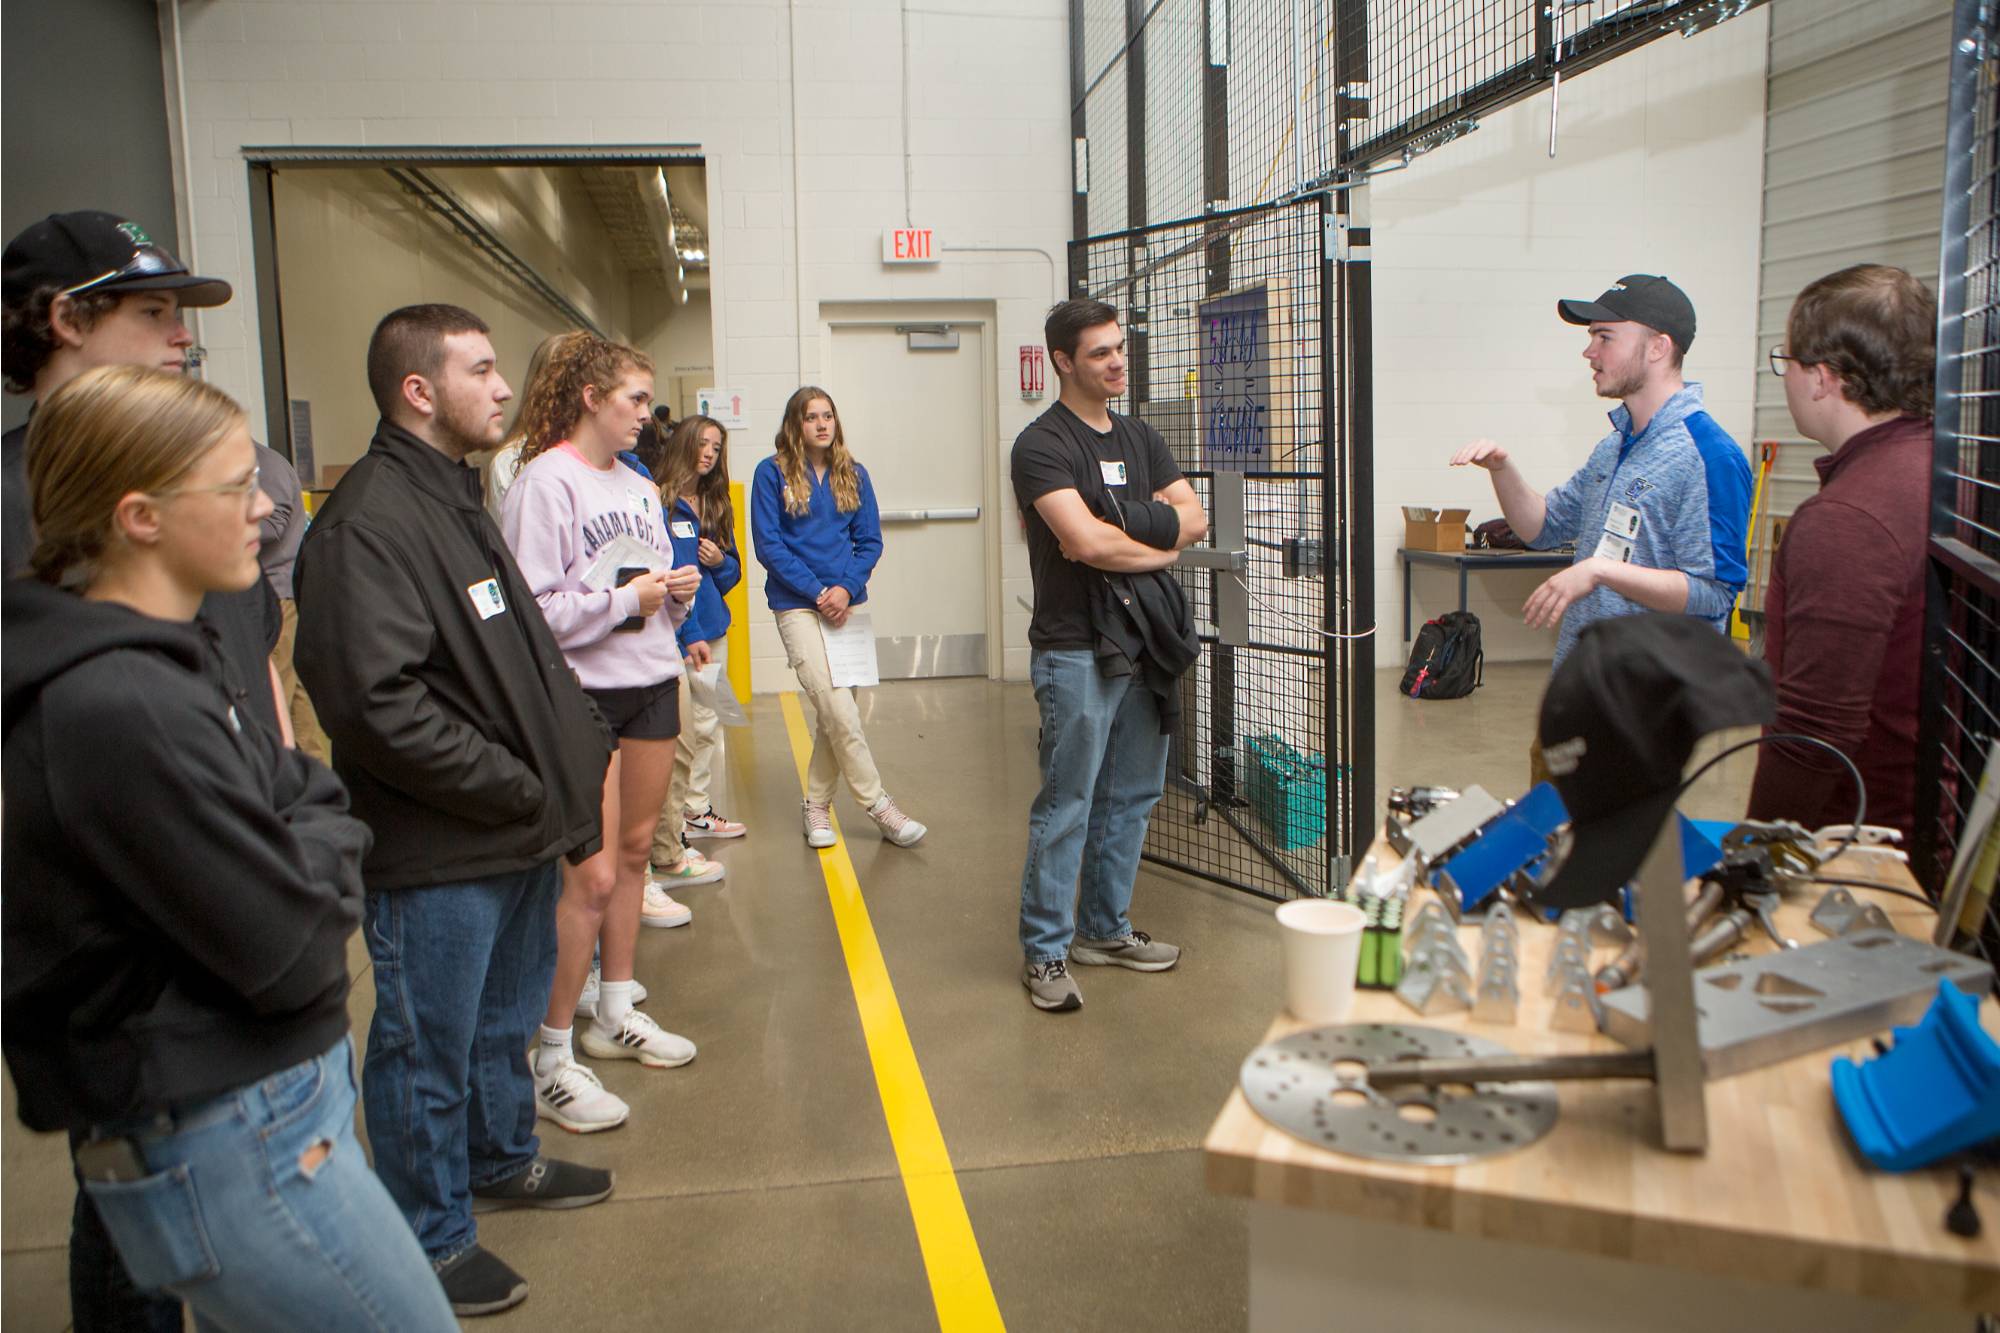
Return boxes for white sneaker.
[649,854,724,893]
[575,962,648,1018]
[580,1009,697,1069]
[640,881,694,928]
[534,1057,629,1134]
[803,799,836,848]
[868,795,927,848]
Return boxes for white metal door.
[829,321,989,679]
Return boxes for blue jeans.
[1019,649,1171,963]
[362,862,559,1261]
[78,1036,456,1332]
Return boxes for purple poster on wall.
[1199,284,1270,471]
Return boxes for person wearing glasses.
[0,210,292,1332]
[1449,274,1754,771]
[3,366,458,1331]
[1748,265,1936,848]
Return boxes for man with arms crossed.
[1452,275,1752,776]
[1747,265,1935,848]
[1010,298,1208,1012]
[295,306,615,1316]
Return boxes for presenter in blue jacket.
[751,387,926,849]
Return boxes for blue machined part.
[1833,980,2000,1172]
[1433,783,1571,914]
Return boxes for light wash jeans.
[78,1035,456,1332]
[1018,649,1170,963]
[361,862,559,1262]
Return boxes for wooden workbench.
[1204,843,2000,1332]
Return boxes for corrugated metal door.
[1750,0,1953,621]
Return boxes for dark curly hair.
[3,284,122,394]
[1787,265,1936,418]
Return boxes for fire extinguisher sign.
[1019,344,1045,399]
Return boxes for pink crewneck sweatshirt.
[499,444,688,690]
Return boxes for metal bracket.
[1178,470,1250,645]
[1808,887,1896,939]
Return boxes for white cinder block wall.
[168,0,1072,692]
[1370,8,1770,664]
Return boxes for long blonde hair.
[500,332,566,449]
[657,415,736,551]
[773,386,858,516]
[513,331,654,467]
[25,365,246,590]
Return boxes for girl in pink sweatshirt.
[500,333,701,1133]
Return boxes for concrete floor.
[1,663,1754,1331]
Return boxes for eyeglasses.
[154,466,261,511]
[59,244,185,299]
[1769,347,1803,378]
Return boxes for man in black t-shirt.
[1008,298,1208,1012]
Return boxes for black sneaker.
[470,1156,614,1213]
[434,1244,528,1317]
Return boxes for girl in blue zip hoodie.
[751,386,927,848]
[654,415,748,860]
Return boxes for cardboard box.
[1402,506,1470,552]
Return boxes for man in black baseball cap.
[1450,272,1753,785]
[3,211,234,576]
[2,211,251,1333]
[1532,612,1774,911]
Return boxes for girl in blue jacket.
[751,386,926,848]
[654,414,747,856]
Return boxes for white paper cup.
[1275,899,1368,1024]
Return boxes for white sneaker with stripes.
[580,1009,697,1069]
[533,1057,629,1134]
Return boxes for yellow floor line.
[779,692,1005,1333]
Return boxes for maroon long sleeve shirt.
[1747,415,1931,845]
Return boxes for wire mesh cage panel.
[1920,0,2000,892]
[1074,198,1363,900]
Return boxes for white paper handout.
[579,534,667,593]
[821,611,880,689]
[690,662,750,727]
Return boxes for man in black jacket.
[1009,298,1207,1012]
[295,305,614,1317]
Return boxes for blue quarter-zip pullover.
[750,456,882,612]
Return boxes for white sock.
[597,979,636,1029]
[534,1024,572,1077]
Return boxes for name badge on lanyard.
[1100,459,1128,488]
[1594,500,1642,563]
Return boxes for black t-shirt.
[4,420,282,735]
[1010,402,1183,650]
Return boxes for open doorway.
[243,148,714,490]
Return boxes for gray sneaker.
[1023,958,1082,1011]
[1069,930,1181,972]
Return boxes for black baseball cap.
[1532,614,1773,911]
[1557,274,1696,354]
[3,212,231,309]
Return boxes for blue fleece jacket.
[670,496,740,649]
[750,456,882,612]
[1532,381,1753,664]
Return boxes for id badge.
[1099,459,1128,487]
[1594,531,1636,563]
[468,577,508,620]
[1604,500,1642,539]
[671,520,697,540]
[627,487,654,519]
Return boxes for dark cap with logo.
[1557,274,1696,354]
[1533,613,1773,911]
[3,211,232,310]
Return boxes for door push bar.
[1176,471,1251,647]
[879,507,981,523]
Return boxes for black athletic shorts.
[585,678,681,744]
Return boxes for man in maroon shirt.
[1747,264,1935,845]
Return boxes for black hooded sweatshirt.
[1,580,369,1133]
[294,421,612,890]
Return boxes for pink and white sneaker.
[683,807,748,839]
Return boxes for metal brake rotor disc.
[1239,1022,1559,1165]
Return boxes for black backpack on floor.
[1401,610,1484,700]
